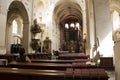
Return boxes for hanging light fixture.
[76,22,80,30]
[65,22,80,30]
[70,23,75,28]
[65,23,69,29]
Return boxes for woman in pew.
[16,46,31,63]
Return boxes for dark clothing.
[11,44,22,53]
[16,55,26,62]
[16,47,26,62]
[19,47,25,55]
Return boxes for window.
[112,10,120,31]
[12,20,18,34]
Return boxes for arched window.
[12,20,18,34]
[112,10,120,31]
[11,18,23,44]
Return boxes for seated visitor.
[16,46,31,63]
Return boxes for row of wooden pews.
[0,54,19,63]
[0,53,109,80]
[65,68,109,80]
[0,67,65,80]
[31,59,74,63]
[0,53,51,64]
[27,53,51,59]
[58,53,88,60]
[31,59,89,63]
[0,67,109,80]
[30,59,98,69]
[8,61,98,70]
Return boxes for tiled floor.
[106,70,115,80]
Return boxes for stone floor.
[106,70,115,80]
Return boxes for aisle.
[106,70,115,80]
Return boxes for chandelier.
[65,22,80,30]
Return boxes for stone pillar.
[113,30,120,80]
[0,15,7,54]
[0,0,7,54]
[114,41,120,80]
[93,0,113,56]
[86,0,96,58]
[6,23,13,53]
[22,22,31,53]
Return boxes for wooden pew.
[31,59,97,69]
[0,67,65,80]
[31,59,74,63]
[0,67,109,80]
[0,59,8,67]
[26,53,51,59]
[58,53,88,60]
[31,59,89,64]
[8,62,98,70]
[8,62,72,70]
[100,57,114,70]
[74,68,109,80]
[65,68,109,80]
[0,54,19,62]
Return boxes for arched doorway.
[6,1,29,53]
[53,0,84,53]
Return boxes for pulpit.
[30,19,41,52]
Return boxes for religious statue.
[30,19,41,52]
[31,19,41,34]
[30,39,41,51]
[68,40,75,53]
[43,37,52,53]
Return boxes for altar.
[60,21,85,53]
[61,41,84,53]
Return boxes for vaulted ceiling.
[53,0,83,27]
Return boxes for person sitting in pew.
[16,46,31,63]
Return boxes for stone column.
[0,16,7,54]
[114,40,120,80]
[113,29,120,80]
[6,23,13,53]
[0,0,7,54]
[22,22,31,53]
[86,0,96,58]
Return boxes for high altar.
[60,22,84,53]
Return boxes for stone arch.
[6,1,29,53]
[53,0,82,24]
[110,2,120,14]
[110,2,120,40]
[53,0,84,52]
